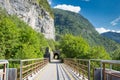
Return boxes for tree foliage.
[60,34,110,59]
[89,46,110,59]
[0,8,48,59]
[111,48,120,60]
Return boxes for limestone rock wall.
[0,0,55,39]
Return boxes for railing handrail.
[8,58,48,62]
[21,58,48,62]
[101,60,120,64]
[8,59,21,61]
[0,60,8,64]
[65,58,90,61]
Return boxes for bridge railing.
[64,58,90,80]
[64,59,120,80]
[0,60,9,80]
[90,59,120,80]
[20,58,48,80]
[102,60,120,80]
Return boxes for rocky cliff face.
[0,0,55,40]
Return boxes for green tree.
[111,48,120,60]
[89,46,110,59]
[60,34,110,59]
[0,17,19,59]
[60,34,90,58]
[0,8,48,59]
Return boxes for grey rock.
[0,0,55,40]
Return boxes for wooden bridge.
[0,58,120,80]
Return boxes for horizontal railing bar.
[65,58,90,61]
[0,61,8,64]
[22,68,32,74]
[21,58,46,62]
[78,64,88,68]
[105,72,120,78]
[90,59,102,61]
[8,59,21,61]
[22,62,42,68]
[78,59,90,61]
[101,60,120,64]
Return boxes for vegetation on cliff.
[37,0,54,18]
[0,8,48,59]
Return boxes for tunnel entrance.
[53,53,59,59]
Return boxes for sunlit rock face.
[0,0,55,40]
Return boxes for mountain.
[102,32,120,43]
[0,0,55,39]
[53,9,120,53]
[53,9,100,44]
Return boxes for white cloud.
[96,27,111,33]
[111,16,120,26]
[54,4,81,13]
[47,0,52,5]
[82,0,90,2]
[96,27,120,34]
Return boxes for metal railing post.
[6,61,9,80]
[110,64,112,70]
[103,63,106,80]
[88,60,90,80]
[20,60,23,80]
[100,61,103,80]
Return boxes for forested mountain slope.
[53,9,120,53]
[102,32,120,43]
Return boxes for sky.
[48,0,120,34]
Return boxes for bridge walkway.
[34,60,80,80]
